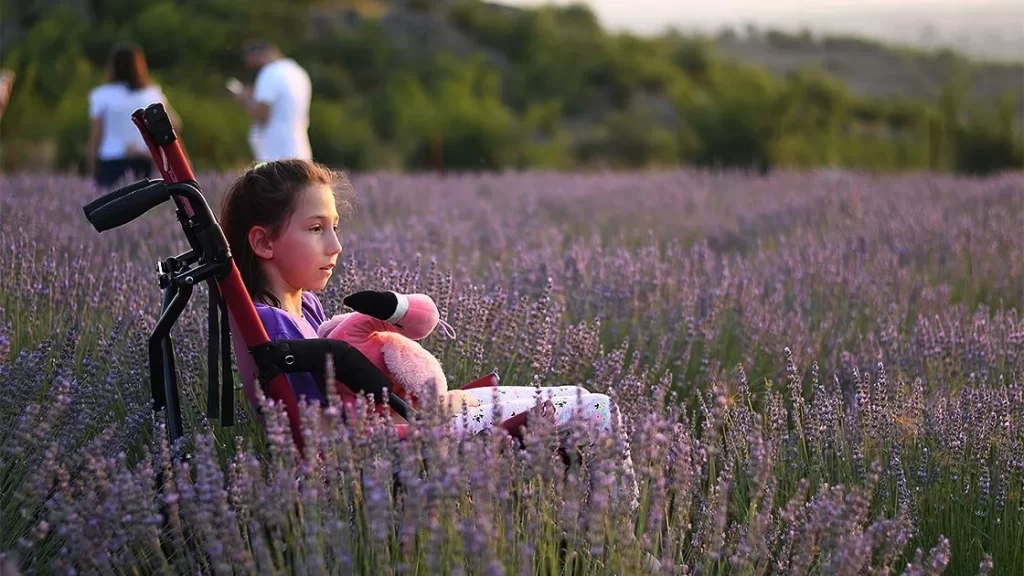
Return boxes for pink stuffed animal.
[317,290,457,407]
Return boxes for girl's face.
[252,184,342,294]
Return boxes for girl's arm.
[88,118,102,177]
[86,88,103,177]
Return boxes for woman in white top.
[88,43,181,187]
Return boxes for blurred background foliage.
[0,0,1021,175]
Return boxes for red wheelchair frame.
[82,103,528,453]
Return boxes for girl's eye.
[310,225,322,233]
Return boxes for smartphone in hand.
[0,70,15,113]
[0,70,14,94]
[225,77,244,96]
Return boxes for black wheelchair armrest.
[249,338,415,421]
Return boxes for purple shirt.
[249,291,328,405]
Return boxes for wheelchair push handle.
[84,179,230,260]
[85,180,170,233]
[82,178,161,219]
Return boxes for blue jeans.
[95,157,154,187]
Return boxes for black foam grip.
[87,181,170,233]
[83,178,159,218]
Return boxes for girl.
[220,159,344,410]
[219,159,639,511]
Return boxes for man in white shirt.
[235,40,313,162]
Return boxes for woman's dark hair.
[106,43,151,91]
[220,159,352,308]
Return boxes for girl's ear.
[248,226,274,260]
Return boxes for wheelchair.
[81,102,533,455]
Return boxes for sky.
[498,0,1022,35]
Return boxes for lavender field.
[1,168,1022,575]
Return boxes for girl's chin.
[312,274,332,290]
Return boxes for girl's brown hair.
[219,159,352,309]
[106,43,152,91]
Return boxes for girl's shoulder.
[254,292,326,340]
[89,83,162,97]
[254,303,307,342]
[89,82,118,93]
[88,84,122,116]
[88,83,120,101]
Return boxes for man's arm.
[236,70,273,123]
[237,88,271,123]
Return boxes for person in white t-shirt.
[234,40,312,162]
[87,43,181,187]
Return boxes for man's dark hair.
[243,39,278,55]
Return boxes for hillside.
[533,0,1024,65]
[741,1,1024,65]
[712,29,1023,106]
[0,0,1020,175]
[312,1,1023,106]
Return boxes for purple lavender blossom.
[1,169,1022,574]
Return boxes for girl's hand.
[444,390,481,412]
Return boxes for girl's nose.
[327,232,343,255]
